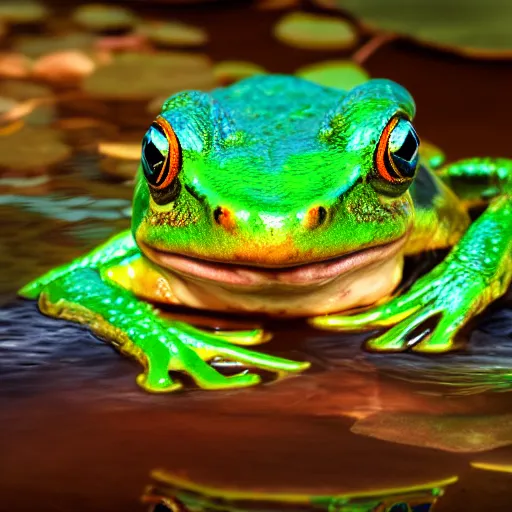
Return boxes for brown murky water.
[1,2,512,511]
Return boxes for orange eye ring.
[143,115,181,191]
[375,116,419,184]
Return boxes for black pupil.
[394,129,419,162]
[144,139,165,175]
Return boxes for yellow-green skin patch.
[19,76,512,392]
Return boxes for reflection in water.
[142,471,456,512]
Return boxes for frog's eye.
[141,115,181,191]
[375,117,420,183]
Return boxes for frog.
[19,75,512,393]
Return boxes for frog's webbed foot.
[38,268,309,394]
[168,321,309,378]
[310,260,490,353]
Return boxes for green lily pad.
[72,4,137,33]
[84,52,216,101]
[314,0,512,58]
[0,1,48,25]
[296,60,368,89]
[139,21,208,48]
[274,12,357,50]
[15,33,96,59]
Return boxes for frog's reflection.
[141,470,456,512]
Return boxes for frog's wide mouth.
[139,235,408,288]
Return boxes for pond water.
[1,1,512,511]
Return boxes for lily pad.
[0,80,50,101]
[351,412,512,453]
[139,21,208,48]
[0,80,55,127]
[274,12,357,50]
[0,1,48,25]
[15,33,96,59]
[213,60,267,85]
[315,0,512,58]
[0,53,32,79]
[32,51,96,84]
[83,52,216,101]
[98,142,140,161]
[72,4,137,33]
[0,126,72,176]
[296,60,368,89]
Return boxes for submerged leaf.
[352,412,512,453]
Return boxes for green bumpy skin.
[19,76,512,392]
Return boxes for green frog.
[19,76,512,393]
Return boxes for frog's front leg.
[34,267,308,392]
[311,158,512,353]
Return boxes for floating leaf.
[15,33,96,59]
[139,21,208,48]
[0,126,71,175]
[274,12,357,50]
[84,52,215,101]
[95,33,150,53]
[214,60,267,85]
[0,53,32,79]
[351,412,512,453]
[32,51,96,84]
[0,0,48,25]
[314,0,512,58]
[296,60,368,89]
[98,142,141,161]
[72,4,137,33]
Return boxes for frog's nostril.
[213,206,236,230]
[303,206,328,229]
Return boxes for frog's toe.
[310,310,386,330]
[136,371,183,393]
[410,314,466,353]
[186,361,261,390]
[364,307,440,352]
[204,340,310,374]
[209,328,271,346]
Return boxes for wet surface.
[1,1,512,511]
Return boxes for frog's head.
[132,76,420,315]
